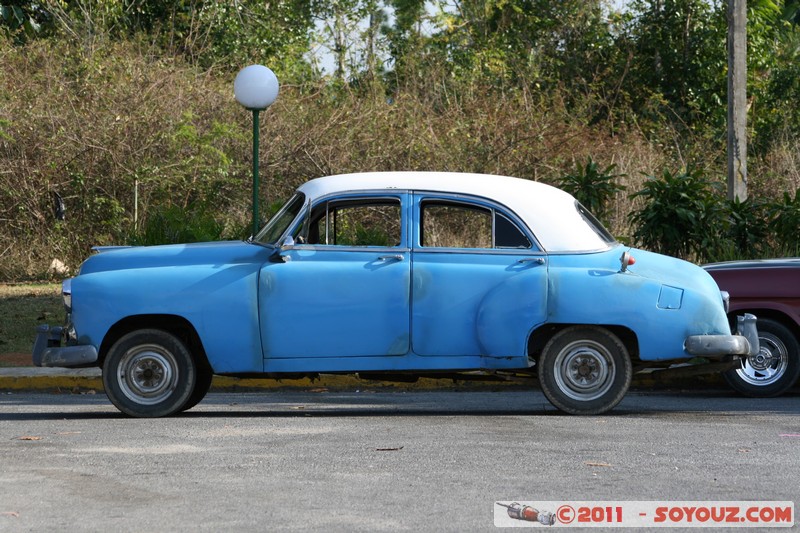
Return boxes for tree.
[311,0,386,83]
[2,1,317,79]
[614,0,727,130]
[1,2,56,42]
[383,0,426,74]
[428,0,612,89]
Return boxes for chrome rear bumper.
[684,313,759,357]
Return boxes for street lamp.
[234,64,280,237]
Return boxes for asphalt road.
[1,390,798,532]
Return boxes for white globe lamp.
[234,65,280,236]
[234,65,279,110]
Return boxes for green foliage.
[1,1,315,79]
[189,0,315,77]
[769,189,800,254]
[0,118,11,141]
[753,26,800,152]
[130,206,224,246]
[0,3,51,43]
[611,0,791,144]
[630,168,728,261]
[381,0,426,81]
[615,0,727,131]
[2,0,800,280]
[557,157,626,224]
[427,0,612,90]
[167,113,244,208]
[725,197,771,258]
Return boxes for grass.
[0,283,62,366]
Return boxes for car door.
[259,193,411,358]
[411,193,548,358]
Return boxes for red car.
[704,259,800,397]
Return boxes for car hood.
[78,241,268,275]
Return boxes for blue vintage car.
[33,172,758,417]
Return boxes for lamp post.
[234,65,280,237]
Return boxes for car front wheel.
[181,362,213,412]
[724,318,800,398]
[103,329,197,418]
[538,326,632,415]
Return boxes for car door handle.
[518,257,545,265]
[378,254,404,262]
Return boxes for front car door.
[259,193,411,359]
[411,193,548,359]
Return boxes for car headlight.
[62,278,72,313]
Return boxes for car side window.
[420,200,532,250]
[422,203,492,248]
[495,212,532,248]
[304,198,402,247]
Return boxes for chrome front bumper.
[684,313,760,357]
[32,324,98,367]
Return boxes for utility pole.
[727,0,747,201]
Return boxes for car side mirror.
[280,236,295,250]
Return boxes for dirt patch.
[0,352,33,367]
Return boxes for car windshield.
[252,193,306,245]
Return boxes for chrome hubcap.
[554,340,614,401]
[736,332,788,386]
[117,344,178,405]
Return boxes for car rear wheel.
[538,326,632,415]
[103,329,197,418]
[724,318,800,398]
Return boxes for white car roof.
[297,172,612,252]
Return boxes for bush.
[1,31,799,281]
[723,197,771,259]
[0,37,253,279]
[630,168,727,262]
[557,156,626,225]
[129,207,225,246]
[769,190,800,255]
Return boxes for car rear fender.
[526,323,639,362]
[544,255,733,361]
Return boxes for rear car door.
[411,193,548,358]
